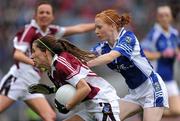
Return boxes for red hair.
[96,9,131,30]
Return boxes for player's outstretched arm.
[63,23,95,36]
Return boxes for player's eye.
[95,25,102,29]
[46,11,51,15]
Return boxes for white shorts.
[165,81,179,96]
[121,72,169,108]
[0,70,44,101]
[75,100,120,121]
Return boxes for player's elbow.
[13,51,19,60]
[84,85,91,95]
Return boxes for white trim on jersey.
[31,19,49,36]
[13,36,29,52]
[67,66,90,87]
[57,56,76,72]
[131,39,153,77]
[20,23,33,43]
[54,26,66,39]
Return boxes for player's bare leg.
[0,95,15,112]
[163,96,180,116]
[25,97,56,121]
[143,107,164,121]
[119,100,142,120]
[65,115,84,121]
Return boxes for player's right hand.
[54,99,70,114]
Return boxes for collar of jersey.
[31,19,50,36]
[51,54,58,67]
[107,27,126,48]
[154,23,173,38]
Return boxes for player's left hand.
[176,52,180,62]
[162,48,175,58]
[28,84,56,94]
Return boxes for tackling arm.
[14,49,34,66]
[87,50,121,67]
[63,23,95,36]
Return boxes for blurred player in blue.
[87,9,169,121]
[0,1,94,121]
[141,5,180,116]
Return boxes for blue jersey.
[141,23,179,82]
[91,28,154,89]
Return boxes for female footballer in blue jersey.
[141,5,180,116]
[87,9,168,121]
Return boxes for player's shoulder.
[16,24,36,36]
[49,24,60,30]
[119,30,136,44]
[54,52,80,71]
[56,52,77,65]
[60,51,73,58]
[169,26,179,36]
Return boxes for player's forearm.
[64,23,95,36]
[144,50,161,60]
[87,53,113,67]
[14,50,34,66]
[66,80,91,110]
[66,87,90,110]
[78,23,95,32]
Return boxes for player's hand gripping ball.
[55,84,76,114]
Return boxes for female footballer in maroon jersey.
[31,35,120,121]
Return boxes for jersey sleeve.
[13,26,35,52]
[54,25,66,39]
[175,31,180,48]
[113,32,136,59]
[141,26,159,52]
[56,54,89,87]
[13,36,29,52]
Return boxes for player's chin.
[40,22,51,27]
[97,36,105,41]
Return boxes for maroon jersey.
[48,52,102,99]
[49,52,120,101]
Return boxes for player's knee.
[170,108,180,116]
[0,105,8,113]
[0,107,4,113]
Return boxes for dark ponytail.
[56,39,96,62]
[34,35,96,62]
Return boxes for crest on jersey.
[125,36,131,44]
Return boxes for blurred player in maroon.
[0,1,94,121]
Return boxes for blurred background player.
[141,5,180,117]
[0,1,94,121]
[87,9,168,121]
[31,35,121,121]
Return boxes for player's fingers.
[28,86,38,93]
